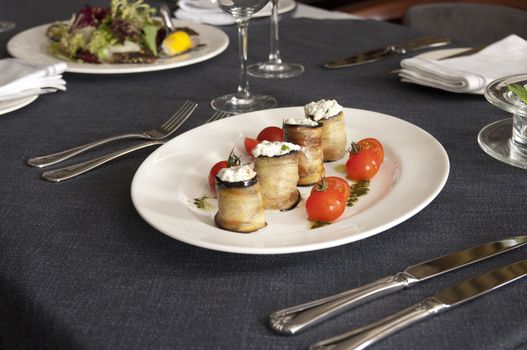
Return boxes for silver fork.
[27,100,198,168]
[41,110,232,182]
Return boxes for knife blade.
[324,35,451,69]
[311,258,527,350]
[269,235,527,335]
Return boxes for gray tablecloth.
[1,1,526,349]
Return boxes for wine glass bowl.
[211,0,277,113]
[479,74,527,168]
[247,0,304,79]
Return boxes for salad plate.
[0,95,38,116]
[7,19,229,74]
[131,107,449,254]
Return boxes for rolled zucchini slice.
[314,111,347,161]
[283,123,325,186]
[215,171,266,233]
[254,151,301,210]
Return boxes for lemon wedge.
[162,31,193,56]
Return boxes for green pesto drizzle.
[192,195,215,210]
[348,180,370,207]
[334,164,346,174]
[311,221,331,229]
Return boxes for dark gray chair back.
[403,3,527,45]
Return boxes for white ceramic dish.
[254,0,296,17]
[7,19,229,74]
[0,95,38,116]
[131,107,449,254]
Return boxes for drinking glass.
[247,0,304,79]
[211,0,277,114]
[0,20,15,32]
[478,74,527,169]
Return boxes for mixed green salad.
[47,0,195,64]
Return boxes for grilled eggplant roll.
[214,165,265,233]
[304,99,347,161]
[252,141,301,211]
[283,119,325,186]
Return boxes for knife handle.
[269,272,417,335]
[310,297,449,350]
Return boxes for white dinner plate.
[131,107,449,254]
[0,95,38,116]
[7,19,229,74]
[254,0,296,17]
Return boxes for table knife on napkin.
[311,258,527,350]
[269,235,527,335]
[324,36,451,69]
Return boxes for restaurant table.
[1,1,526,349]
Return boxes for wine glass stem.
[268,0,282,64]
[236,18,251,100]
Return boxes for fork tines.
[206,111,231,123]
[161,100,198,131]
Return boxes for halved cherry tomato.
[244,137,259,156]
[311,176,350,202]
[306,185,346,222]
[257,126,283,142]
[357,138,384,164]
[345,142,380,181]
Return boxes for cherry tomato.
[257,126,284,142]
[345,143,380,181]
[208,160,229,192]
[306,187,346,222]
[311,176,350,202]
[244,137,259,156]
[357,138,384,164]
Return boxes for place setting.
[2,0,527,349]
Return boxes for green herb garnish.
[281,144,290,151]
[311,221,331,229]
[507,84,527,104]
[347,180,370,207]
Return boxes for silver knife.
[324,35,451,69]
[269,235,527,335]
[311,258,527,350]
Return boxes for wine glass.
[0,20,15,32]
[247,0,304,79]
[479,74,527,169]
[211,0,277,114]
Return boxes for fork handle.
[27,133,146,168]
[41,140,164,182]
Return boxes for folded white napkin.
[0,59,67,102]
[398,35,527,94]
[175,0,276,25]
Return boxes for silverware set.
[27,100,231,182]
[269,236,527,349]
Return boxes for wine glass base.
[0,21,15,32]
[478,118,527,169]
[211,93,277,114]
[248,62,304,79]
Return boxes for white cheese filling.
[252,141,301,158]
[304,99,343,121]
[284,118,319,127]
[217,165,256,183]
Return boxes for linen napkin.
[174,0,276,25]
[398,34,527,94]
[0,59,67,102]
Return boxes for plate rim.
[253,0,296,18]
[0,95,39,116]
[7,19,229,74]
[131,106,450,255]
